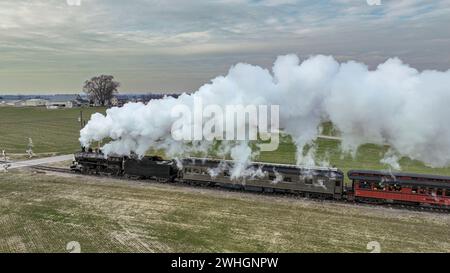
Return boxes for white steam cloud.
[80,54,450,172]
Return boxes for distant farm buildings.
[45,101,74,109]
[0,99,81,109]
[0,96,92,109]
[0,100,25,107]
[25,99,48,107]
[0,93,181,108]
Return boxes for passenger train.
[71,151,450,210]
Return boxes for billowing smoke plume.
[80,54,450,172]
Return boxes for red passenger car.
[348,170,450,209]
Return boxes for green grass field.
[0,107,105,154]
[0,170,448,253]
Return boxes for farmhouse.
[5,100,26,107]
[46,100,75,109]
[25,99,48,107]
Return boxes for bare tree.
[83,75,120,106]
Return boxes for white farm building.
[25,99,48,107]
[46,101,75,109]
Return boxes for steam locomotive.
[71,151,450,210]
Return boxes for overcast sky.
[0,0,449,94]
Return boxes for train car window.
[317,179,326,186]
[359,181,370,189]
[428,188,434,195]
[419,187,426,194]
[335,180,341,187]
[374,183,384,190]
[412,186,418,194]
[268,174,276,181]
[394,185,402,192]
[437,189,443,196]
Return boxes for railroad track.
[30,165,74,174]
[29,165,449,214]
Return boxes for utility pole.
[79,110,83,129]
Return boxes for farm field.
[0,107,106,155]
[0,169,449,253]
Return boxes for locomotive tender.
[71,151,450,210]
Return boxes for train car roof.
[74,151,107,159]
[348,169,450,181]
[183,157,342,173]
[348,169,450,188]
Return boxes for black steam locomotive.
[71,151,179,182]
[71,151,450,210]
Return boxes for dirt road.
[6,155,74,170]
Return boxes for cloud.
[0,0,449,93]
[66,0,82,6]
